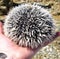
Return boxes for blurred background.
[0,0,60,59]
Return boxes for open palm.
[0,22,60,59]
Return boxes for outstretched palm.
[0,22,60,59]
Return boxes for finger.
[49,32,60,43]
[33,32,60,52]
[0,22,3,34]
[53,32,60,39]
[56,32,60,36]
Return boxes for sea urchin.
[4,3,56,49]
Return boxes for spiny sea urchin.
[4,3,56,49]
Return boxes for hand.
[0,22,60,59]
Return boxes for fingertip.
[54,32,60,39]
[56,32,60,36]
[0,22,3,28]
[0,22,3,34]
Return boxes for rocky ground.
[0,0,60,59]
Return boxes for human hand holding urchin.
[4,3,56,49]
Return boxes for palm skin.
[0,22,60,59]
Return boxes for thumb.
[0,22,3,34]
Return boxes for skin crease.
[0,22,60,59]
